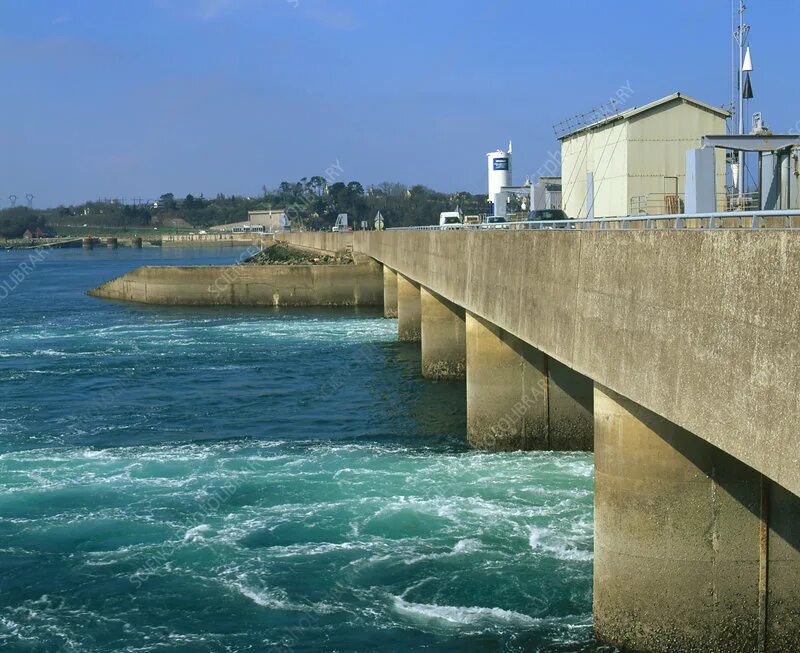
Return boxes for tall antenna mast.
[733,0,750,206]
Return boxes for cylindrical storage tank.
[106,237,118,249]
[487,148,512,215]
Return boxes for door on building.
[664,176,681,214]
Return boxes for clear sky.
[1,0,797,208]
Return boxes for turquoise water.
[0,247,597,652]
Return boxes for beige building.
[559,93,729,218]
[247,210,288,231]
[210,209,289,233]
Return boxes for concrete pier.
[397,274,421,342]
[420,287,465,380]
[547,358,593,451]
[466,312,548,450]
[594,383,800,653]
[383,266,398,318]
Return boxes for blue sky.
[1,0,798,207]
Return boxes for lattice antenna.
[25,193,34,209]
[552,98,623,138]
[8,194,17,207]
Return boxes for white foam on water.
[528,526,593,562]
[30,349,68,357]
[269,541,363,558]
[234,584,338,614]
[401,538,485,565]
[392,596,539,628]
[452,537,481,554]
[183,524,211,542]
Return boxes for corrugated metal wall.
[627,102,726,212]
[560,99,727,218]
[561,122,629,219]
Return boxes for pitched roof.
[558,92,731,141]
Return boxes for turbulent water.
[0,246,597,652]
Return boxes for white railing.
[386,210,800,232]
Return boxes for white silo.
[487,141,512,216]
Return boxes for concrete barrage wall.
[282,229,800,499]
[161,233,275,246]
[277,231,354,255]
[88,260,383,307]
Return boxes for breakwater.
[88,258,383,307]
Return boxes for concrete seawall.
[160,233,276,247]
[88,260,383,307]
[277,232,354,255]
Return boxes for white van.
[439,211,463,229]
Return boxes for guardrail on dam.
[277,228,800,653]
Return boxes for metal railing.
[630,192,763,216]
[630,193,685,216]
[719,191,761,213]
[386,210,800,232]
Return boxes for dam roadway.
[91,227,800,652]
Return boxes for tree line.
[0,208,50,239]
[4,180,488,234]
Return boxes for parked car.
[527,209,574,229]
[481,216,508,229]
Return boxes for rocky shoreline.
[246,242,354,265]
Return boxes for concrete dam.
[91,229,800,652]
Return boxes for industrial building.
[486,143,537,218]
[247,209,289,231]
[531,176,562,211]
[559,92,729,218]
[486,145,512,216]
[210,209,289,233]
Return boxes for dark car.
[481,216,508,229]
[527,209,573,229]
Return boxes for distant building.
[247,210,289,232]
[532,177,562,211]
[22,227,53,239]
[210,209,289,233]
[559,92,729,218]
